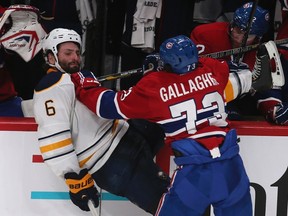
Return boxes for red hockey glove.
[71,70,100,92]
[65,169,99,211]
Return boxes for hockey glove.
[65,169,99,211]
[71,70,100,95]
[142,53,164,75]
[227,61,250,72]
[267,102,288,125]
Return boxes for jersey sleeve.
[33,72,81,178]
[77,75,157,120]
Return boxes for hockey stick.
[202,38,288,59]
[234,0,259,63]
[88,200,99,216]
[97,67,143,82]
[97,38,288,82]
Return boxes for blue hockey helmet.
[159,35,198,74]
[232,2,270,38]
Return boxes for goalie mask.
[231,2,270,38]
[0,4,47,62]
[42,28,81,72]
[159,35,198,74]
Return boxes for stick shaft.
[97,38,288,82]
[97,68,143,82]
[88,200,99,216]
[201,38,288,59]
[235,0,259,63]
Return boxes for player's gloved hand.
[227,61,250,72]
[65,169,99,211]
[71,70,101,90]
[142,53,164,75]
[267,102,288,125]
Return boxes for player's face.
[230,26,256,47]
[57,42,81,74]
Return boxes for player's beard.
[60,61,80,74]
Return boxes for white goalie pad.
[0,5,47,62]
[264,41,285,88]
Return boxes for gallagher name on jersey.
[159,72,219,102]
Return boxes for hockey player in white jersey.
[33,28,170,214]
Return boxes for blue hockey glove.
[142,53,164,75]
[227,61,250,73]
[273,102,288,125]
[65,169,99,211]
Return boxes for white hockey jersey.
[33,70,129,179]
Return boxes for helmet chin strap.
[47,60,65,73]
[46,53,66,72]
[55,61,66,73]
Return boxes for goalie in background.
[190,2,272,120]
[0,5,23,117]
[0,4,47,116]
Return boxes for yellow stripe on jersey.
[78,120,122,167]
[79,154,94,168]
[112,119,119,133]
[40,138,72,153]
[224,79,235,103]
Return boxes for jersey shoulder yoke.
[35,71,64,91]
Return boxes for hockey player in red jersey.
[190,2,270,70]
[33,28,170,214]
[191,2,271,120]
[71,35,253,215]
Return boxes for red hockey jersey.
[190,22,257,70]
[76,58,231,150]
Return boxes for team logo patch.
[243,3,250,9]
[166,42,173,49]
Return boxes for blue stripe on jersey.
[161,106,219,134]
[99,91,124,119]
[197,106,219,120]
[35,71,63,91]
[161,118,187,134]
